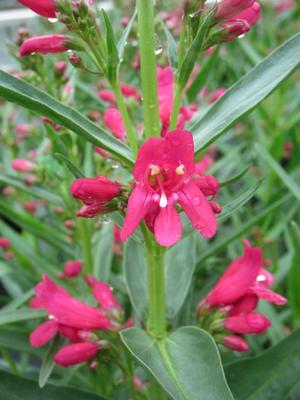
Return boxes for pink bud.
[104,108,126,140]
[17,0,56,18]
[0,237,10,249]
[98,90,116,105]
[54,61,68,74]
[54,342,100,367]
[3,251,14,260]
[19,35,70,57]
[210,200,222,214]
[120,83,141,102]
[63,260,83,278]
[24,175,38,185]
[224,312,271,334]
[223,335,249,352]
[11,159,36,173]
[23,201,38,214]
[54,207,63,214]
[215,0,256,19]
[194,175,219,196]
[64,220,75,229]
[232,2,261,26]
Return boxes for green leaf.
[219,163,253,187]
[288,222,300,325]
[179,13,213,89]
[0,174,62,205]
[0,199,73,257]
[225,328,300,400]
[161,18,178,71]
[55,153,84,179]
[0,370,106,400]
[191,33,300,153]
[220,177,264,220]
[0,308,46,326]
[93,223,114,281]
[102,10,119,84]
[187,45,220,102]
[256,143,300,202]
[0,70,134,166]
[121,326,234,400]
[39,336,65,388]
[117,9,137,58]
[123,239,147,319]
[0,327,43,357]
[165,234,196,318]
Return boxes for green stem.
[78,219,94,274]
[137,0,161,137]
[143,228,166,338]
[169,86,182,131]
[112,82,138,158]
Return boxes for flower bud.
[214,0,256,20]
[11,159,36,173]
[18,0,56,18]
[62,260,83,278]
[0,237,10,249]
[54,342,99,367]
[223,335,249,352]
[224,312,271,334]
[19,35,70,57]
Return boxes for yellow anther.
[150,165,160,176]
[175,164,185,175]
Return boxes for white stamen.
[256,274,266,282]
[159,191,168,208]
[175,164,185,175]
[150,165,160,176]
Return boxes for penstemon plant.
[0,0,299,399]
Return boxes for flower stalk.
[137,0,161,138]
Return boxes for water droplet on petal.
[48,18,58,23]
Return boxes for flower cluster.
[197,240,287,351]
[29,275,127,367]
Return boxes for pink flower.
[70,176,121,218]
[33,275,111,331]
[18,0,56,18]
[0,237,10,249]
[19,35,70,57]
[11,159,36,173]
[87,278,122,312]
[120,130,219,247]
[54,342,100,367]
[103,108,126,140]
[157,67,198,135]
[223,335,249,352]
[60,260,83,278]
[215,0,256,20]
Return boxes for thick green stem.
[78,219,94,274]
[143,228,166,338]
[137,0,161,137]
[112,82,138,158]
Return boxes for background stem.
[137,0,161,137]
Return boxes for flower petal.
[154,204,182,247]
[177,181,217,238]
[30,320,58,348]
[120,186,154,241]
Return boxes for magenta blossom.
[19,35,70,57]
[70,176,121,218]
[120,130,219,247]
[18,0,56,18]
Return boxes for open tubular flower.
[120,130,219,247]
[198,240,287,351]
[70,176,121,218]
[18,0,56,18]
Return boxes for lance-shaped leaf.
[117,9,137,58]
[0,370,106,400]
[225,328,300,400]
[190,33,300,154]
[0,70,134,166]
[121,326,234,400]
[102,10,119,84]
